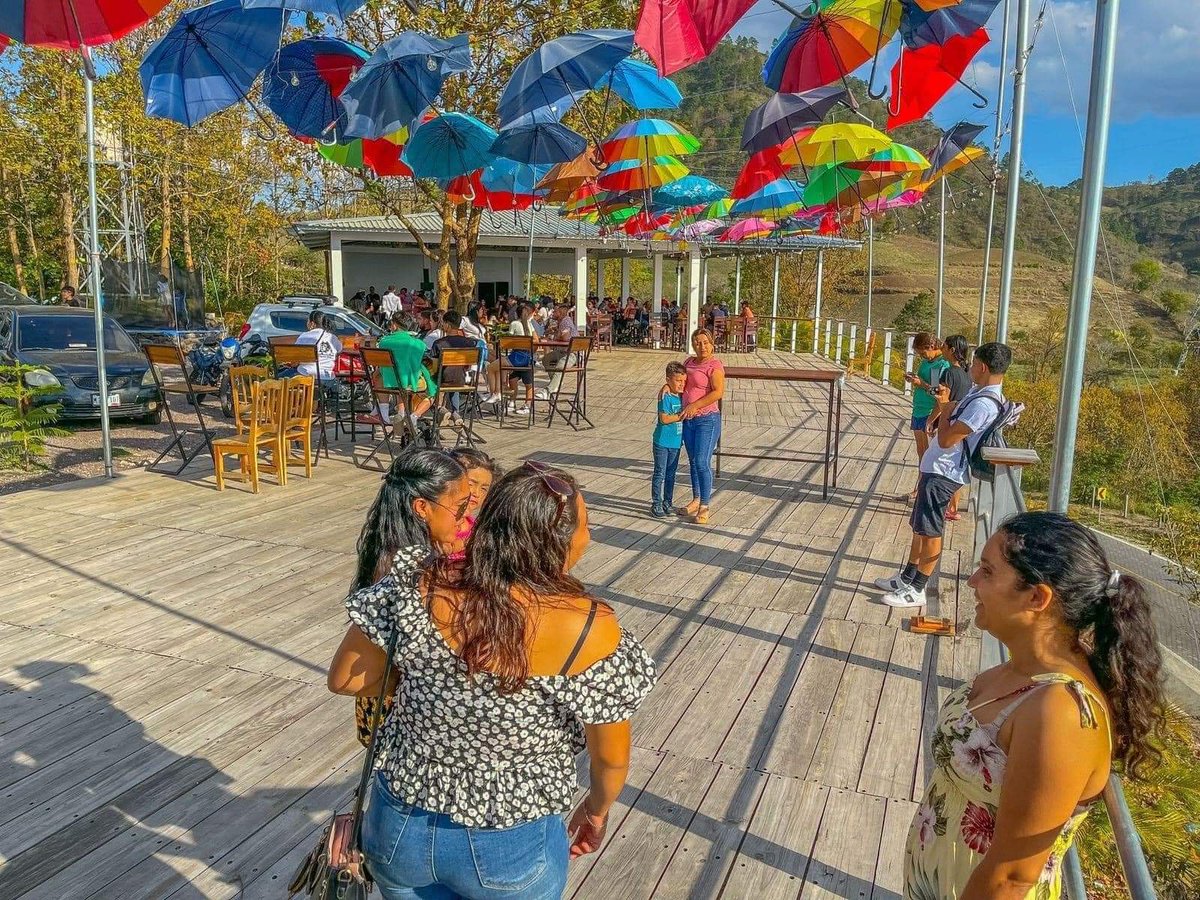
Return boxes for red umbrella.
[731,129,817,199]
[887,28,989,129]
[0,0,170,49]
[635,0,758,76]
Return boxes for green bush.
[0,363,69,469]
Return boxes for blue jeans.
[682,412,721,505]
[362,774,569,900]
[651,443,681,508]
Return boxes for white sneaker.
[873,572,907,592]
[534,388,550,400]
[505,401,518,414]
[882,583,927,609]
[513,404,530,415]
[482,393,502,405]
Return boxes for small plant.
[0,363,69,469]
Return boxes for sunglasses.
[429,495,471,522]
[522,460,574,526]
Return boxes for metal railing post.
[835,321,845,364]
[903,333,916,396]
[848,323,858,365]
[823,318,832,358]
[790,318,798,354]
[882,329,894,385]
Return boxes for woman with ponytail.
[328,462,656,899]
[905,511,1164,900]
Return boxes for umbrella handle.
[958,77,990,109]
[884,48,905,117]
[865,0,895,101]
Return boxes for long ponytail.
[998,512,1164,777]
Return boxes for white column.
[675,261,682,305]
[701,258,709,304]
[882,329,894,385]
[620,255,631,300]
[596,258,606,299]
[573,246,588,326]
[903,333,916,395]
[835,321,845,364]
[651,254,663,313]
[687,248,701,338]
[328,235,344,301]
[769,254,780,350]
[848,323,858,364]
[811,249,824,353]
[823,318,832,357]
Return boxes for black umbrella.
[925,121,987,175]
[741,86,848,155]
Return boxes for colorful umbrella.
[596,58,682,110]
[910,144,987,192]
[719,218,777,243]
[340,31,470,140]
[763,0,901,94]
[263,37,368,140]
[140,0,284,127]
[491,119,587,165]
[925,121,986,173]
[674,219,724,240]
[777,122,891,168]
[702,198,733,219]
[732,142,801,199]
[845,143,930,173]
[635,0,757,76]
[888,28,989,129]
[741,86,846,155]
[498,28,633,127]
[731,178,807,217]
[481,158,552,196]
[317,128,411,175]
[600,118,700,162]
[651,175,728,208]
[802,162,867,207]
[596,155,689,191]
[535,151,602,202]
[901,0,1001,48]
[0,0,170,48]
[242,0,366,20]
[403,112,498,179]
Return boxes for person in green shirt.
[377,312,436,422]
[901,332,950,500]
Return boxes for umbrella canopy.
[241,0,366,20]
[845,142,930,173]
[536,151,602,201]
[635,0,757,76]
[731,141,803,199]
[911,144,986,191]
[674,219,724,240]
[596,58,682,110]
[340,31,470,140]
[601,118,699,163]
[778,122,891,168]
[403,112,498,179]
[702,198,733,219]
[741,86,846,154]
[720,218,777,243]
[926,120,986,172]
[0,0,170,48]
[491,120,587,165]
[802,162,866,206]
[596,155,688,192]
[901,0,1001,48]
[888,28,988,128]
[140,0,284,127]
[263,36,368,140]
[731,178,807,217]
[498,28,632,127]
[763,0,901,94]
[317,128,411,175]
[651,175,728,208]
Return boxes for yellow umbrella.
[777,122,892,168]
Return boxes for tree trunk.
[436,196,454,309]
[17,177,45,299]
[179,175,194,273]
[1,168,28,295]
[59,163,78,290]
[159,166,172,278]
[454,205,481,308]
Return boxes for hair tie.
[1106,570,1121,598]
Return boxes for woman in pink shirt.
[678,329,725,525]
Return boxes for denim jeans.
[362,774,569,900]
[682,412,721,505]
[651,443,681,508]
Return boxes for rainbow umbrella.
[763,0,901,94]
[601,118,699,163]
[802,162,866,207]
[778,122,891,168]
[317,127,411,175]
[702,198,733,219]
[845,143,930,174]
[909,145,987,193]
[719,218,777,243]
[731,178,807,217]
[0,0,170,48]
[263,36,369,141]
[597,155,688,191]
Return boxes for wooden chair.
[434,346,483,449]
[228,365,269,435]
[212,379,287,493]
[591,315,613,351]
[270,342,330,460]
[280,375,316,478]
[846,333,878,377]
[495,334,537,428]
[357,347,421,468]
[142,343,220,474]
[546,336,594,430]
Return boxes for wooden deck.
[0,348,978,899]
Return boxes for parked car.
[239,299,383,344]
[0,305,162,423]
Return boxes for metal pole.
[525,210,535,298]
[84,54,114,479]
[1047,0,1121,514]
[866,218,874,328]
[770,253,780,350]
[937,177,946,335]
[996,0,1033,343]
[979,0,1014,345]
[812,250,824,353]
[734,255,741,310]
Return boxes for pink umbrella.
[635,0,758,75]
[675,218,724,240]
[719,217,777,243]
[862,189,925,215]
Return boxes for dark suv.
[0,305,162,423]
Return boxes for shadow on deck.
[0,349,978,899]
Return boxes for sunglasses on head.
[521,460,574,526]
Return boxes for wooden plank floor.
[0,348,979,899]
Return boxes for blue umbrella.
[141,0,284,127]
[731,178,808,217]
[341,31,471,140]
[595,59,681,111]
[900,0,1002,49]
[491,120,587,165]
[498,28,633,127]
[263,37,368,140]
[480,159,552,196]
[651,174,728,208]
[403,112,498,179]
[241,0,368,20]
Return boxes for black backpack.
[951,394,1024,482]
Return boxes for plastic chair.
[212,379,287,492]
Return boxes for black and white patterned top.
[345,545,657,828]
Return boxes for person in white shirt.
[381,285,402,318]
[876,341,1012,609]
[294,312,343,381]
[482,302,538,408]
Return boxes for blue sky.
[730,0,1200,187]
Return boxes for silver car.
[239,300,383,344]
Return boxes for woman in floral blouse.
[906,512,1163,899]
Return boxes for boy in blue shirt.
[651,362,688,517]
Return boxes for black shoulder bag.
[288,622,401,900]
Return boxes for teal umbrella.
[403,112,498,179]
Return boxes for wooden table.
[716,366,843,500]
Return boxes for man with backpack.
[876,341,1015,609]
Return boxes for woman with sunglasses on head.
[348,448,472,748]
[905,512,1163,900]
[328,462,656,900]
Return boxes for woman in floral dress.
[906,512,1164,899]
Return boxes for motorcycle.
[218,335,272,418]
[186,339,226,404]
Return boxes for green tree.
[1158,288,1192,317]
[891,290,936,333]
[1130,258,1163,293]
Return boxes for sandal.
[676,500,700,517]
[694,507,710,525]
[945,510,962,522]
